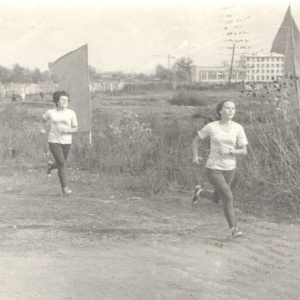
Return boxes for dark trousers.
[49,143,71,188]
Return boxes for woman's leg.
[49,143,69,188]
[199,188,220,204]
[206,168,236,229]
[62,144,71,162]
[48,160,57,172]
[48,144,71,172]
[199,170,235,203]
[195,169,222,204]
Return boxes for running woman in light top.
[41,91,78,196]
[192,101,248,239]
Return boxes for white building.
[191,53,284,84]
[191,65,246,84]
[240,53,284,82]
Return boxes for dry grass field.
[0,89,299,299]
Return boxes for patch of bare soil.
[0,168,299,300]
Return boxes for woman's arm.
[192,135,203,164]
[68,112,78,133]
[68,125,78,133]
[230,145,247,156]
[59,125,78,134]
[39,117,48,134]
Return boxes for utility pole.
[153,54,175,82]
[168,54,175,83]
[228,44,235,86]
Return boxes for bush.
[71,110,204,194]
[73,110,154,173]
[169,91,208,106]
[1,101,299,219]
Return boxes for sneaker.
[62,187,72,196]
[192,185,203,204]
[231,226,243,239]
[47,161,53,175]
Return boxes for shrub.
[71,110,204,193]
[72,110,154,174]
[169,91,208,106]
[1,100,299,219]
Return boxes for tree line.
[90,57,193,82]
[154,57,193,82]
[0,64,57,84]
[0,57,193,84]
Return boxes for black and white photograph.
[0,0,299,299]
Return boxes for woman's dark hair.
[53,90,70,107]
[216,100,234,120]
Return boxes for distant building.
[191,65,246,84]
[239,53,284,82]
[0,81,57,96]
[90,79,125,92]
[101,74,114,80]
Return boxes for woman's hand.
[220,146,233,155]
[60,126,78,134]
[193,155,203,165]
[40,128,46,134]
[220,146,247,156]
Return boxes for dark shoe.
[62,187,72,196]
[47,161,53,176]
[192,185,202,204]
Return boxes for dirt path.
[0,168,299,299]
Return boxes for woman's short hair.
[216,100,233,120]
[53,90,70,107]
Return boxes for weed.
[1,91,299,220]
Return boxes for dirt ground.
[0,167,299,300]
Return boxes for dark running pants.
[49,143,71,188]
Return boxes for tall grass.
[238,111,300,218]
[72,109,204,194]
[0,104,47,167]
[1,100,299,219]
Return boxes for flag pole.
[85,43,92,145]
[228,44,235,86]
[287,4,300,144]
[289,5,300,111]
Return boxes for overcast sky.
[0,0,299,74]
